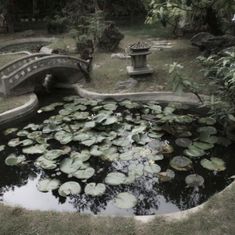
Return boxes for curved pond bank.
[0,87,234,228]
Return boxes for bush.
[47,15,68,34]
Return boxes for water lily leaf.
[120,100,139,109]
[22,144,48,154]
[175,138,192,148]
[84,121,96,129]
[184,145,205,158]
[193,142,214,150]
[176,115,194,124]
[20,139,34,147]
[70,151,91,162]
[27,131,42,140]
[39,102,63,112]
[198,117,216,125]
[4,128,18,135]
[148,104,162,114]
[148,132,164,139]
[60,158,84,174]
[72,112,89,120]
[105,172,126,185]
[24,124,41,131]
[16,130,29,137]
[58,181,81,197]
[119,151,133,161]
[35,156,57,170]
[128,163,144,177]
[185,174,204,188]
[44,150,65,160]
[200,157,226,172]
[104,116,118,125]
[197,126,217,135]
[199,135,218,144]
[73,167,95,179]
[163,107,175,115]
[8,138,21,147]
[0,145,5,152]
[113,138,131,147]
[81,137,97,147]
[113,192,137,209]
[5,154,26,166]
[144,164,161,174]
[37,178,60,192]
[55,131,73,144]
[161,143,174,154]
[103,103,117,111]
[90,146,103,156]
[84,183,106,196]
[158,169,175,182]
[170,156,192,171]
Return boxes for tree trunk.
[205,7,223,35]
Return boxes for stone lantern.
[127,41,153,76]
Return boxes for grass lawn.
[85,25,209,94]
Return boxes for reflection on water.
[0,92,234,216]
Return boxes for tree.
[145,0,235,35]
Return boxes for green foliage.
[168,62,202,102]
[145,0,235,34]
[198,51,235,121]
[47,15,68,34]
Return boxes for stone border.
[0,93,38,126]
[75,85,209,105]
[0,37,55,52]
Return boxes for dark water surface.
[0,92,234,216]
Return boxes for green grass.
[0,54,25,68]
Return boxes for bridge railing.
[1,55,88,95]
[0,53,50,78]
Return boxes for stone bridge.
[0,53,88,96]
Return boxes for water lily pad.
[113,192,137,209]
[20,139,34,147]
[4,128,18,135]
[199,135,218,144]
[193,142,214,150]
[70,151,91,162]
[84,183,106,196]
[73,167,95,179]
[175,138,192,148]
[84,121,96,129]
[35,157,57,170]
[184,145,205,158]
[170,156,192,171]
[198,117,216,125]
[5,154,26,166]
[23,144,47,154]
[105,172,126,185]
[158,169,175,182]
[27,131,42,140]
[197,126,217,135]
[37,178,60,192]
[55,131,73,144]
[58,181,81,197]
[104,116,118,125]
[44,150,65,160]
[200,157,226,172]
[0,145,5,152]
[120,100,139,109]
[103,103,117,111]
[8,138,21,147]
[16,130,29,137]
[60,158,84,174]
[128,163,144,178]
[144,164,161,174]
[185,174,204,188]
[24,124,41,131]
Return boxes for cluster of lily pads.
[0,96,232,210]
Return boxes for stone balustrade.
[0,54,88,96]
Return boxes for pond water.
[0,93,234,216]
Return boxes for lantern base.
[127,65,153,76]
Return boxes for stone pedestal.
[127,42,153,76]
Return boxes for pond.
[0,93,234,216]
